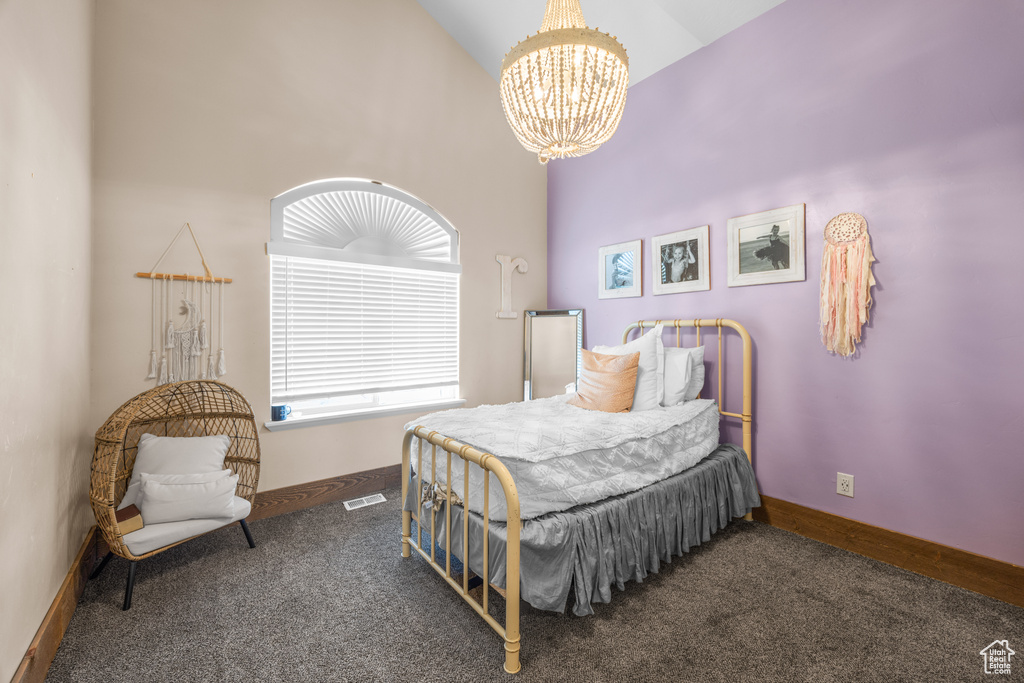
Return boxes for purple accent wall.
[548,0,1024,565]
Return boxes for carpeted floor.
[48,490,1023,682]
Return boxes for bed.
[400,319,759,674]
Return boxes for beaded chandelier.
[499,0,629,165]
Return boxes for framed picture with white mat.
[598,239,642,299]
[652,225,710,295]
[727,203,805,287]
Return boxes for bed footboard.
[401,426,522,674]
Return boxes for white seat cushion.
[120,496,252,556]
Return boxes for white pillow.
[663,346,705,405]
[593,324,664,411]
[141,469,232,486]
[139,470,238,524]
[122,434,231,508]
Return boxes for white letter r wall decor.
[496,255,528,319]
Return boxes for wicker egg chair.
[89,380,261,609]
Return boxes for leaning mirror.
[524,309,583,400]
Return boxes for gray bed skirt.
[404,443,760,616]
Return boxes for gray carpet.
[48,490,1023,682]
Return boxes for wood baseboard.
[14,463,400,682]
[753,494,1024,608]
[12,526,106,683]
[248,463,401,522]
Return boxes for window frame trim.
[263,398,466,431]
[265,240,461,274]
[268,178,462,422]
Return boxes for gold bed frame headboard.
[622,318,753,465]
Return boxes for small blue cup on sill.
[271,404,292,421]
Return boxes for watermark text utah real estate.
[980,640,1014,674]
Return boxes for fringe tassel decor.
[165,276,177,383]
[819,213,876,356]
[216,281,227,376]
[137,222,233,386]
[160,276,172,384]
[145,278,158,379]
[146,350,158,380]
[199,280,210,379]
[164,275,175,351]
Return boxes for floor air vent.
[343,493,387,511]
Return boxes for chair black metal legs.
[89,550,137,611]
[123,561,138,611]
[94,522,252,611]
[240,519,256,548]
[89,551,114,580]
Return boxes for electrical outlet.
[837,472,854,498]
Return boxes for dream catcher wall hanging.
[137,223,232,384]
[819,212,875,356]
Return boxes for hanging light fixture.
[499,0,629,165]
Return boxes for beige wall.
[0,0,94,679]
[91,0,548,491]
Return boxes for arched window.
[267,179,462,424]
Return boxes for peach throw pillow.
[568,349,640,413]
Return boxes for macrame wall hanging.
[136,223,232,385]
[819,212,876,357]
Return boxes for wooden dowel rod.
[135,272,232,284]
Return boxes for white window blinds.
[271,255,459,403]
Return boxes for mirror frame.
[523,309,584,401]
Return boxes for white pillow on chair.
[593,324,664,411]
[121,434,231,508]
[139,470,238,524]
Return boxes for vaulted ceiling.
[416,0,788,86]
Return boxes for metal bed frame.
[400,318,754,674]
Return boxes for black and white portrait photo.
[727,204,805,287]
[605,251,634,289]
[651,226,710,295]
[660,239,699,284]
[739,221,791,275]
[598,240,642,299]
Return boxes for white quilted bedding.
[406,397,720,521]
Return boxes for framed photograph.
[727,203,805,287]
[598,239,642,299]
[652,225,710,295]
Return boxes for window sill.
[263,399,466,431]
